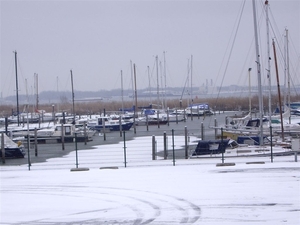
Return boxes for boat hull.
[0,147,25,158]
[92,122,134,132]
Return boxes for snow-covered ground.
[1,136,299,224]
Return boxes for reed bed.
[0,94,299,117]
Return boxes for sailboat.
[0,133,25,158]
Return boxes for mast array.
[265,0,272,126]
[14,51,20,126]
[252,0,264,145]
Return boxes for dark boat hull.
[0,147,25,158]
[192,139,230,156]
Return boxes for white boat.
[23,123,94,143]
[185,103,214,117]
[87,115,134,132]
[135,109,168,126]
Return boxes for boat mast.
[285,29,291,124]
[56,76,60,113]
[160,61,164,109]
[130,60,135,109]
[121,70,124,115]
[133,63,137,134]
[14,51,20,126]
[252,0,264,145]
[163,51,167,109]
[156,55,160,108]
[190,55,193,105]
[34,73,39,111]
[147,66,152,103]
[265,0,272,126]
[70,70,75,123]
[248,68,252,115]
[272,39,284,140]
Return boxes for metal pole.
[201,122,204,140]
[70,70,75,123]
[27,134,31,170]
[163,132,167,159]
[61,123,65,150]
[1,133,5,164]
[272,39,284,140]
[14,51,20,126]
[214,118,217,139]
[52,104,55,123]
[133,64,137,134]
[103,109,106,141]
[252,0,264,146]
[221,128,224,164]
[34,128,38,156]
[185,126,188,159]
[152,135,156,160]
[167,110,170,126]
[157,110,160,128]
[84,121,87,145]
[75,133,78,168]
[123,131,127,167]
[146,115,149,131]
[119,116,122,137]
[172,129,175,166]
[270,126,273,163]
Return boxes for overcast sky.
[1,0,299,98]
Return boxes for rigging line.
[284,32,300,86]
[1,56,15,97]
[125,61,133,90]
[180,59,190,101]
[149,56,157,86]
[212,0,247,92]
[212,0,246,111]
[268,7,290,65]
[112,69,121,90]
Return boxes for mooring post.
[185,126,188,159]
[152,135,156,160]
[1,133,5,164]
[221,128,224,164]
[172,129,175,166]
[270,126,273,163]
[103,109,106,141]
[163,132,167,159]
[157,111,160,128]
[75,133,78,168]
[61,123,65,150]
[214,118,217,139]
[146,115,149,131]
[119,116,122,137]
[123,130,127,167]
[84,121,87,145]
[27,134,31,171]
[201,122,204,140]
[34,128,38,156]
